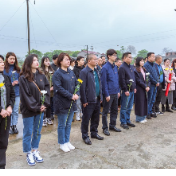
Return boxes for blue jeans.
[148,85,157,115]
[11,96,20,126]
[23,113,44,153]
[57,111,74,144]
[136,115,146,122]
[120,91,134,124]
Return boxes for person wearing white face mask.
[19,54,50,166]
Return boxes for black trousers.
[0,116,11,169]
[102,94,118,130]
[81,98,100,140]
[152,84,162,112]
[45,97,54,119]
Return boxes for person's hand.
[72,95,76,101]
[40,105,46,112]
[83,103,88,108]
[125,91,130,96]
[156,83,160,87]
[0,109,8,118]
[106,96,110,102]
[134,89,137,93]
[74,94,79,101]
[100,101,102,104]
[12,80,18,86]
[50,86,53,91]
[146,87,150,92]
[118,93,120,98]
[6,106,12,116]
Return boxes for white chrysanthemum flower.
[146,72,150,76]
[41,90,47,95]
[129,79,134,82]
[12,71,16,74]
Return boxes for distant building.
[164,52,176,62]
[77,50,105,58]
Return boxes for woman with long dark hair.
[52,53,79,152]
[3,52,20,134]
[40,56,54,126]
[134,57,150,123]
[0,55,15,169]
[171,59,176,110]
[19,54,50,166]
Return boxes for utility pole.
[26,0,30,54]
[85,45,88,59]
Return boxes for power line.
[0,1,26,32]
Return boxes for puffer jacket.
[162,65,176,91]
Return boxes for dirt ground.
[6,109,176,169]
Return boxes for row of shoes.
[43,118,53,126]
[9,125,18,134]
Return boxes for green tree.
[26,49,43,63]
[136,49,148,58]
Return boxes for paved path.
[6,109,176,169]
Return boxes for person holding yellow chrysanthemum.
[0,55,15,169]
[161,58,176,112]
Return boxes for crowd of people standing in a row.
[0,49,176,169]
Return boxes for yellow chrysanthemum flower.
[0,83,4,88]
[170,68,173,71]
[78,79,83,84]
[165,68,169,71]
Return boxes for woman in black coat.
[134,57,150,123]
[0,55,15,169]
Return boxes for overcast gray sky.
[0,0,176,57]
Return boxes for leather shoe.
[127,122,135,127]
[83,138,92,145]
[103,129,110,136]
[166,108,173,113]
[147,114,151,119]
[91,134,104,140]
[120,124,129,129]
[171,106,176,111]
[109,126,121,132]
[151,113,157,118]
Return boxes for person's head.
[106,49,117,62]
[5,52,20,73]
[122,52,132,64]
[76,56,85,67]
[98,58,103,66]
[0,55,5,72]
[147,52,155,62]
[164,58,170,67]
[171,59,176,68]
[145,57,148,63]
[41,56,53,73]
[101,56,106,63]
[87,54,97,68]
[135,57,145,72]
[21,54,42,81]
[70,58,75,67]
[57,53,71,68]
[52,54,58,65]
[115,58,122,67]
[155,55,162,64]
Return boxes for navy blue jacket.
[52,68,79,114]
[144,61,159,86]
[118,62,136,92]
[3,65,20,97]
[101,61,120,97]
[79,66,103,104]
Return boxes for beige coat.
[162,65,176,91]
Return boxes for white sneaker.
[47,119,53,125]
[43,119,47,127]
[60,144,70,152]
[26,152,36,166]
[33,150,44,163]
[143,119,147,123]
[66,142,75,150]
[139,120,146,124]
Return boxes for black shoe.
[91,134,104,140]
[127,122,135,127]
[83,138,92,145]
[166,109,173,113]
[103,129,110,136]
[109,126,121,132]
[9,126,14,134]
[162,106,165,112]
[120,124,129,129]
[171,106,176,111]
[156,111,164,115]
[151,113,157,118]
[13,125,18,134]
[51,115,54,120]
[146,114,152,119]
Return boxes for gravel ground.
[6,109,176,169]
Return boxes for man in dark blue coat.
[144,52,159,119]
[79,54,103,145]
[101,49,121,136]
[119,52,136,129]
